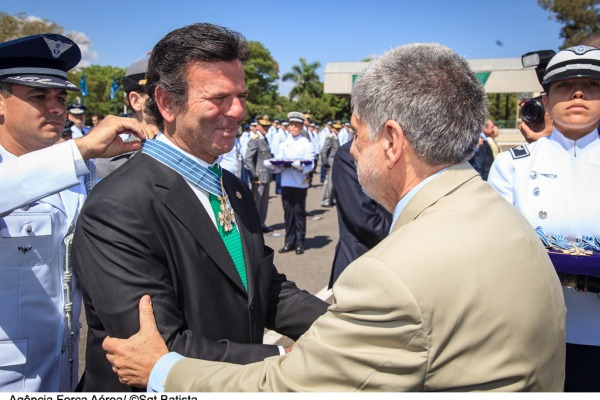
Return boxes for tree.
[0,11,64,42]
[244,41,280,121]
[245,41,279,104]
[67,65,127,119]
[282,58,323,101]
[0,12,94,66]
[537,0,600,48]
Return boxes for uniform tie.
[208,164,248,291]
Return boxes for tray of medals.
[536,227,600,275]
[269,159,313,166]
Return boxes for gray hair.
[145,23,251,129]
[351,43,488,166]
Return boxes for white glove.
[263,159,273,168]
[291,160,303,171]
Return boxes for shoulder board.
[328,134,335,139]
[509,145,530,160]
[250,133,259,139]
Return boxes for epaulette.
[509,145,530,160]
[328,134,335,139]
[250,133,259,140]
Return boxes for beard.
[356,145,387,209]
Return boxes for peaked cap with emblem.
[122,54,150,93]
[542,45,600,89]
[257,114,271,126]
[68,103,87,115]
[0,34,81,91]
[287,111,306,123]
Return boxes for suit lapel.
[148,156,247,293]
[393,163,479,232]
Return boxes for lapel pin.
[236,191,242,199]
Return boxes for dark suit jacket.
[468,139,493,180]
[72,153,327,391]
[329,141,391,288]
[320,134,340,167]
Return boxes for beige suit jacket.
[166,163,566,392]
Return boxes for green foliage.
[245,41,279,106]
[1,10,352,126]
[66,65,127,119]
[282,58,323,101]
[487,93,519,128]
[275,57,351,124]
[537,0,600,48]
[0,11,63,42]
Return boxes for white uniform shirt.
[270,129,288,158]
[266,126,277,146]
[338,128,349,146]
[308,129,321,154]
[274,135,315,189]
[239,131,251,159]
[0,140,88,391]
[219,138,241,178]
[70,125,91,139]
[319,127,330,148]
[488,128,600,346]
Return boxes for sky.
[4,0,564,95]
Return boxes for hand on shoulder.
[75,115,147,160]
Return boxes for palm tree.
[282,58,322,100]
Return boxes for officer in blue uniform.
[0,34,147,391]
[67,103,91,138]
[488,45,600,392]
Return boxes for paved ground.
[78,178,339,377]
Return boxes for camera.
[520,50,556,124]
[521,96,545,123]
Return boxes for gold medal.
[217,178,236,232]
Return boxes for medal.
[217,178,236,232]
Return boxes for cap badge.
[575,45,586,55]
[44,37,73,58]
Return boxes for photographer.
[488,45,600,392]
[517,97,554,143]
[518,33,600,143]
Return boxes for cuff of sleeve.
[278,345,286,356]
[69,140,88,177]
[147,352,184,392]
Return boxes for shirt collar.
[156,132,216,169]
[549,128,598,156]
[390,168,446,233]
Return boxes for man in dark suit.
[467,119,495,180]
[328,139,392,288]
[320,121,341,207]
[72,23,327,392]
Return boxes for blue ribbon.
[141,139,222,197]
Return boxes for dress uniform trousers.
[282,187,307,247]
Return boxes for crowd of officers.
[220,111,354,253]
[2,25,599,393]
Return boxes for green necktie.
[208,165,248,291]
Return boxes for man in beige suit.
[104,43,566,392]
